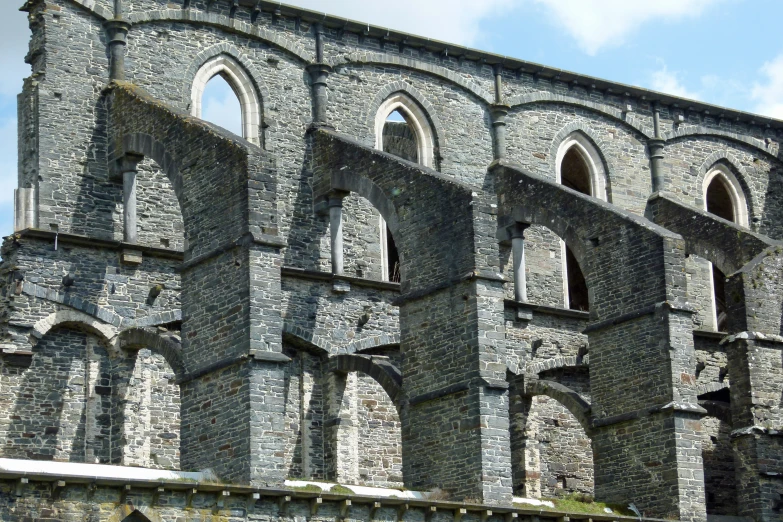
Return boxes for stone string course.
[0,0,782,520]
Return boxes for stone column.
[726,336,783,522]
[104,19,131,81]
[649,104,665,192]
[490,104,510,161]
[117,154,142,244]
[306,64,333,125]
[328,192,347,276]
[509,223,529,302]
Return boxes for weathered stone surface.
[2,0,783,520]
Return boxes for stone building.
[1,0,782,521]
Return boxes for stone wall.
[3,0,783,519]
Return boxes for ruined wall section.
[118,349,181,469]
[29,1,115,237]
[662,137,783,238]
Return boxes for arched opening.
[0,326,113,463]
[190,54,262,145]
[703,166,748,331]
[200,75,243,137]
[560,147,592,195]
[557,138,601,311]
[122,511,152,522]
[374,95,435,283]
[328,352,403,488]
[117,349,180,469]
[510,370,593,499]
[282,345,327,480]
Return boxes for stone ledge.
[504,299,589,321]
[0,459,664,521]
[281,266,401,292]
[13,228,185,261]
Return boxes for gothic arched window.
[190,54,262,146]
[374,93,436,282]
[703,165,749,331]
[555,133,607,311]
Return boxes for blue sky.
[1,0,783,240]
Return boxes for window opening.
[201,74,243,137]
[190,54,261,145]
[383,109,418,163]
[560,147,591,195]
[705,173,738,332]
[559,144,591,311]
[379,109,417,282]
[706,176,735,222]
[565,246,589,311]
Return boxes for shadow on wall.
[0,327,180,469]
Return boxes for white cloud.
[649,65,701,100]
[530,0,723,55]
[282,0,515,47]
[0,3,31,97]
[201,76,243,136]
[751,53,783,119]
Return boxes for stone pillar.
[328,192,347,276]
[725,336,783,522]
[648,104,665,193]
[509,223,529,302]
[306,64,333,125]
[13,187,36,232]
[104,19,131,81]
[401,276,514,505]
[588,303,708,521]
[490,104,510,161]
[117,154,142,244]
[324,371,359,484]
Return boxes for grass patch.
[330,485,354,495]
[537,494,635,517]
[291,484,323,493]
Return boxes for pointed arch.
[369,84,442,169]
[107,505,162,522]
[550,124,612,202]
[342,52,493,104]
[700,154,752,227]
[507,92,654,138]
[187,48,268,147]
[31,310,119,355]
[117,327,186,378]
[332,354,403,409]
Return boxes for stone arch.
[127,12,312,63]
[698,381,730,398]
[699,152,755,224]
[526,379,592,434]
[343,334,401,355]
[507,92,654,139]
[64,0,113,20]
[527,355,587,377]
[30,309,118,354]
[117,327,186,378]
[338,52,493,104]
[116,133,184,209]
[663,126,775,159]
[282,324,333,357]
[330,168,403,243]
[107,505,162,522]
[333,354,403,408]
[184,45,271,148]
[551,124,612,202]
[367,82,444,168]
